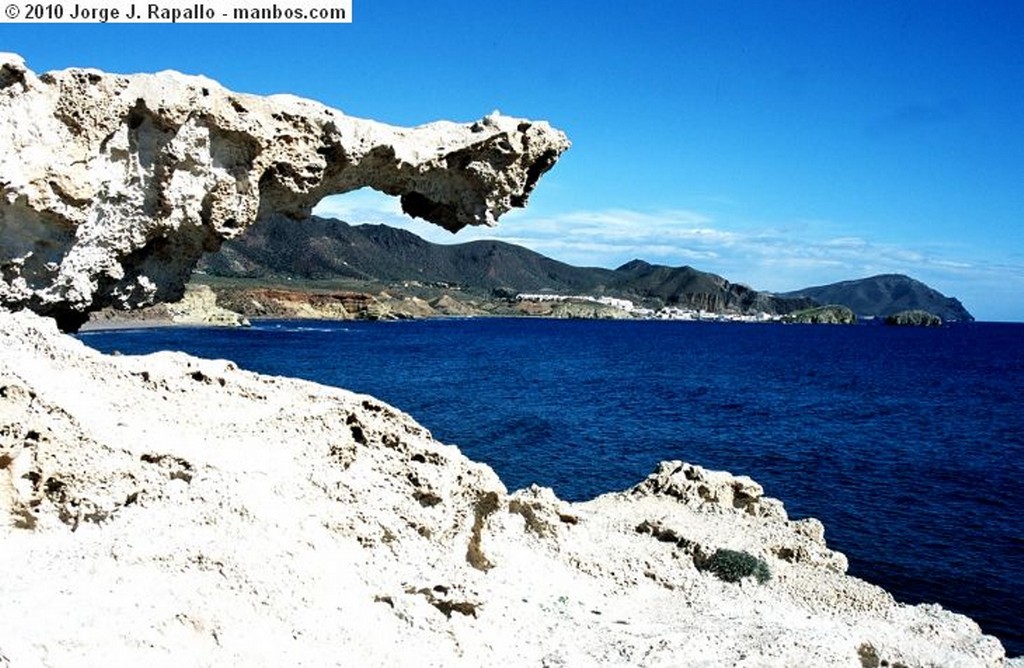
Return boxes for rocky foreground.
[0,309,1009,667]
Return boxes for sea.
[77,317,1024,656]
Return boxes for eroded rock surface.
[885,309,943,327]
[0,309,1008,666]
[0,53,569,330]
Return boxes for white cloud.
[823,236,870,249]
[313,188,406,224]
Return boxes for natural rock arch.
[0,53,570,330]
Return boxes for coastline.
[0,51,1009,665]
[77,319,204,332]
[104,277,965,327]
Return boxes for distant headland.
[124,214,973,326]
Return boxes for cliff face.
[0,309,1006,666]
[611,260,817,314]
[783,274,974,322]
[0,54,569,330]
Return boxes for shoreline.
[77,311,992,333]
[3,307,1012,665]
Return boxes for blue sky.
[3,1,1023,319]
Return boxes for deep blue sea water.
[78,318,1024,655]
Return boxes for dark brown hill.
[200,215,614,294]
[609,260,815,313]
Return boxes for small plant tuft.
[700,548,771,584]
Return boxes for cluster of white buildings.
[515,293,636,311]
[515,293,782,322]
[645,307,781,322]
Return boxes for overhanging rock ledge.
[0,53,570,331]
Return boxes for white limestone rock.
[0,309,1009,666]
[0,53,569,330]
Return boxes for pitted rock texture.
[0,53,569,330]
[0,309,1009,666]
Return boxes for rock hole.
[44,477,66,498]
[0,63,27,89]
[406,587,478,619]
[774,546,797,562]
[414,490,443,508]
[857,643,880,668]
[127,100,147,130]
[170,470,193,484]
[13,507,37,530]
[466,491,500,571]
[434,600,478,619]
[346,414,368,445]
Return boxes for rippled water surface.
[79,318,1024,655]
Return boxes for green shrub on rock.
[700,548,771,584]
[884,309,942,327]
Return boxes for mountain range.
[197,215,974,322]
